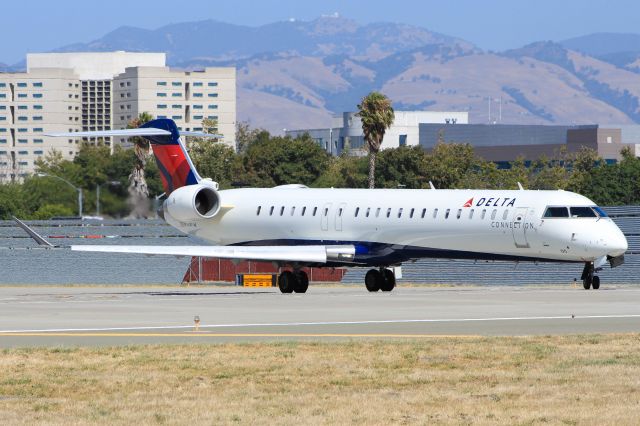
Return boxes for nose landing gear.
[581,262,601,290]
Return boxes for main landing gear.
[278,270,309,294]
[581,262,601,290]
[364,268,396,292]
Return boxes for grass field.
[1,335,640,425]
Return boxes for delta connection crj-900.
[15,119,627,293]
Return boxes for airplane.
[15,118,628,292]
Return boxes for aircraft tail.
[46,118,221,195]
[140,119,201,194]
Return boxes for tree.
[356,92,395,188]
[235,121,263,154]
[188,118,239,189]
[126,112,154,218]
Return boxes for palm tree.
[356,92,395,188]
[126,112,153,217]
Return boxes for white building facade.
[0,52,236,182]
[285,111,469,156]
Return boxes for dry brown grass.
[1,335,640,425]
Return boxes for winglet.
[12,216,55,247]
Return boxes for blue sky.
[2,0,640,64]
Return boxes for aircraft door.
[512,207,530,248]
[321,203,332,231]
[335,202,346,231]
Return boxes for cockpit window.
[592,206,609,218]
[570,207,597,218]
[543,207,569,218]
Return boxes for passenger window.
[421,208,426,219]
[481,209,486,219]
[469,209,474,219]
[301,207,306,216]
[366,207,371,218]
[456,209,462,219]
[433,208,438,218]
[398,208,403,218]
[291,207,295,216]
[491,209,497,220]
[409,208,414,219]
[355,207,360,217]
[280,206,285,216]
[313,207,318,216]
[256,206,261,216]
[445,209,450,219]
[386,208,391,218]
[502,210,508,220]
[376,208,381,218]
[324,207,329,216]
[543,207,569,218]
[269,206,274,216]
[338,208,343,217]
[570,207,597,218]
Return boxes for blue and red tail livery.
[141,119,201,194]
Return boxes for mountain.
[560,33,640,71]
[7,17,640,133]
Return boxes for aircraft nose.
[607,228,628,257]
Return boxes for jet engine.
[164,184,221,222]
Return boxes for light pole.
[96,181,121,217]
[36,173,83,218]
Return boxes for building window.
[0,139,6,144]
[34,139,43,143]
[172,104,182,109]
[208,93,218,98]
[172,115,183,120]
[193,105,203,110]
[172,93,181,97]
[193,82,203,87]
[33,93,43,98]
[0,117,5,121]
[193,115,203,120]
[18,161,29,166]
[0,94,5,98]
[193,93,203,98]
[157,82,167,86]
[33,128,43,132]
[207,116,217,120]
[0,83,5,87]
[33,82,43,87]
[172,82,182,86]
[33,116,43,121]
[18,117,28,121]
[157,104,167,109]
[34,150,43,155]
[34,105,43,110]
[17,128,28,132]
[208,105,218,109]
[17,140,27,145]
[18,105,28,110]
[18,94,27,98]
[0,106,5,110]
[17,82,27,88]
[208,82,218,87]
[157,93,167,97]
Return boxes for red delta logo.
[463,198,474,208]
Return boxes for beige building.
[0,52,236,182]
[112,66,236,146]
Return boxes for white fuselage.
[164,187,628,266]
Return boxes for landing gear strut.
[365,268,396,292]
[278,270,309,294]
[581,262,601,290]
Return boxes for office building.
[0,52,236,182]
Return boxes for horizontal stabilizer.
[71,244,356,264]
[45,128,172,138]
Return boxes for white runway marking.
[1,313,640,334]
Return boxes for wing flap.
[71,245,356,264]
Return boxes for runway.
[1,285,640,347]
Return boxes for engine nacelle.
[164,184,221,222]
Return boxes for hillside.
[7,17,640,133]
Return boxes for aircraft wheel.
[293,270,309,293]
[278,271,295,294]
[365,269,382,292]
[583,278,591,290]
[592,275,600,290]
[380,268,396,292]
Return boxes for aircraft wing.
[71,244,356,264]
